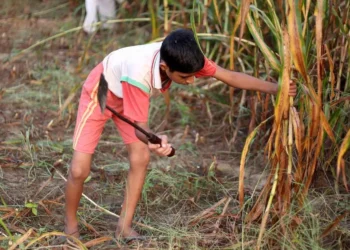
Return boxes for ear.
[160,61,169,71]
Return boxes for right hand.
[148,135,172,157]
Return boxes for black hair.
[160,29,204,73]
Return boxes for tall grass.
[233,0,349,248]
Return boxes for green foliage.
[25,202,38,216]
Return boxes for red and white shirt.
[102,42,217,122]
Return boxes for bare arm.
[213,65,278,95]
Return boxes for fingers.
[160,135,169,147]
[151,143,172,156]
[288,80,297,97]
[148,135,172,156]
[156,145,173,156]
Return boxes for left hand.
[288,80,297,97]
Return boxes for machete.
[97,73,175,157]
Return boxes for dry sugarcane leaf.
[280,147,291,213]
[321,211,350,238]
[248,96,257,134]
[302,130,324,201]
[274,26,291,159]
[256,163,280,249]
[8,228,33,250]
[315,0,324,97]
[7,225,30,235]
[239,129,257,207]
[273,120,282,158]
[239,0,252,44]
[189,197,228,224]
[285,106,294,212]
[290,107,302,156]
[0,207,15,212]
[25,232,86,250]
[341,160,348,192]
[310,102,320,138]
[84,236,114,248]
[212,197,232,234]
[337,129,350,191]
[239,116,273,207]
[266,125,276,158]
[1,211,16,220]
[287,0,308,82]
[80,218,100,236]
[330,96,350,107]
[38,201,52,215]
[320,111,336,143]
[245,177,272,223]
[309,0,325,141]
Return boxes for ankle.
[115,226,139,238]
[117,219,131,229]
[65,217,78,228]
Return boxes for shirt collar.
[151,50,162,90]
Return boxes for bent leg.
[116,141,150,238]
[66,66,110,235]
[64,151,92,236]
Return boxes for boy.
[64,29,296,239]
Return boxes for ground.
[0,1,349,250]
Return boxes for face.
[166,70,196,85]
[160,62,196,85]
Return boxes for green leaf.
[25,202,38,209]
[32,207,38,216]
[246,12,281,71]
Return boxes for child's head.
[160,29,204,85]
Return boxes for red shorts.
[73,63,140,154]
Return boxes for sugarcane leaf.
[337,129,350,190]
[246,12,281,71]
[287,0,308,81]
[239,0,252,43]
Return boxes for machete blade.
[97,73,108,113]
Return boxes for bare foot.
[64,222,80,238]
[115,225,139,240]
[52,223,80,247]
